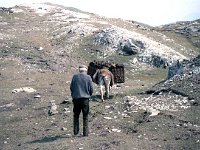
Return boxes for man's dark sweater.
[70,72,93,99]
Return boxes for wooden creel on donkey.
[87,61,125,101]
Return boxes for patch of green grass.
[134,67,167,81]
[161,31,200,56]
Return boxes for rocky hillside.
[1,3,197,73]
[155,19,200,54]
[0,3,200,150]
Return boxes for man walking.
[70,65,93,136]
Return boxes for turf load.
[87,61,125,83]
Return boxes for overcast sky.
[1,0,200,26]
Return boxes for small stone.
[61,127,67,131]
[16,108,22,111]
[61,99,70,104]
[148,108,160,117]
[63,108,71,113]
[111,129,121,132]
[38,47,43,51]
[23,87,37,93]
[34,94,41,98]
[105,105,111,109]
[123,115,130,118]
[65,134,71,137]
[64,108,69,111]
[48,103,58,116]
[50,100,55,103]
[104,117,112,120]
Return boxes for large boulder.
[119,39,145,55]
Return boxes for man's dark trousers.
[73,98,89,136]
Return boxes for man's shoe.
[83,133,88,137]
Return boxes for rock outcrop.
[95,26,187,67]
[156,19,200,47]
[147,55,200,102]
[0,7,13,13]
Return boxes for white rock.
[38,47,44,51]
[51,103,57,110]
[104,117,112,120]
[64,108,71,113]
[105,105,111,109]
[49,103,58,115]
[111,129,121,132]
[0,103,15,108]
[34,94,41,98]
[148,108,160,117]
[12,87,36,93]
[61,127,67,131]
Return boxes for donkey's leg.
[105,86,109,99]
[105,82,110,99]
[100,85,104,101]
[104,76,111,99]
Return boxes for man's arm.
[70,76,74,93]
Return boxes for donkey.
[93,68,114,101]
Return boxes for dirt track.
[1,58,200,150]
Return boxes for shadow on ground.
[28,135,70,144]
